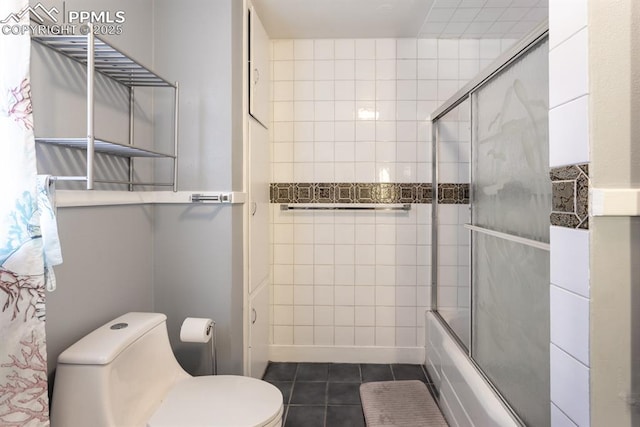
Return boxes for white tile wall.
[550,226,589,298]
[548,3,591,424]
[550,285,589,366]
[549,94,589,167]
[549,191,590,427]
[270,38,512,350]
[549,0,588,50]
[272,203,432,348]
[270,38,514,184]
[548,0,589,168]
[549,27,589,110]
[551,404,579,427]
[550,344,590,427]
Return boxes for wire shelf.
[36,137,175,158]
[32,34,175,88]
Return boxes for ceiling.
[251,0,548,39]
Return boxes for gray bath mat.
[360,380,449,427]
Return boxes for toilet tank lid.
[58,312,167,365]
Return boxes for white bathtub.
[425,311,521,427]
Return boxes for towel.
[37,175,63,291]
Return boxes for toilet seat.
[147,375,283,427]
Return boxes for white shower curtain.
[0,0,50,425]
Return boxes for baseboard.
[269,345,425,364]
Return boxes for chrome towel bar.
[280,203,411,211]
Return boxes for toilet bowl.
[50,312,283,427]
[147,376,282,427]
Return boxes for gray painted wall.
[35,0,246,380]
[589,1,640,424]
[45,206,154,373]
[152,0,245,375]
[152,205,243,375]
[31,0,157,376]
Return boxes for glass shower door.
[435,99,471,349]
[471,39,550,427]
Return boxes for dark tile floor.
[262,362,438,427]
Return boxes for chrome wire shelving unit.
[33,24,179,191]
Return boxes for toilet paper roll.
[180,317,213,343]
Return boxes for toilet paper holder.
[209,321,217,376]
[180,317,217,376]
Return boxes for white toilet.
[50,312,283,427]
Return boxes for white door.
[246,3,270,379]
[248,119,270,293]
[248,6,269,127]
[247,117,270,378]
[249,283,269,378]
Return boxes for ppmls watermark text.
[1,2,126,36]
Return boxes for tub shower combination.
[426,23,550,427]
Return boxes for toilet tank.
[51,312,190,427]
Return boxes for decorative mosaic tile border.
[438,184,470,205]
[270,183,469,205]
[550,164,589,229]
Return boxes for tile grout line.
[271,362,437,426]
[283,362,300,425]
[323,378,329,427]
[420,363,441,403]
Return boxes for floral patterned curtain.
[0,0,50,425]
